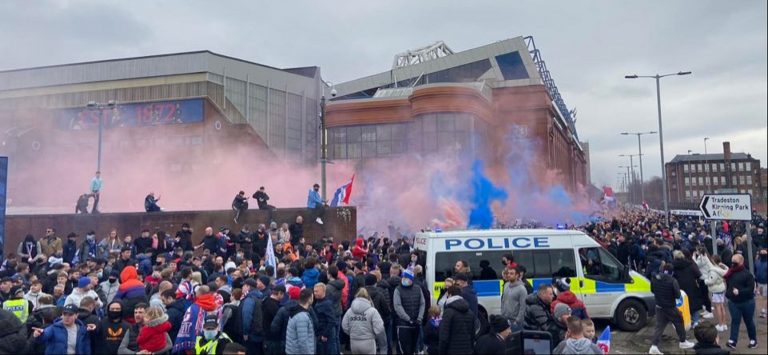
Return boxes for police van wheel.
[615,299,647,331]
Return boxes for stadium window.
[495,52,530,80]
[362,126,376,142]
[719,163,725,171]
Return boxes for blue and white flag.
[330,175,355,207]
[265,233,277,277]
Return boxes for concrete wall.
[3,207,356,255]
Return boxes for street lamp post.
[687,149,694,203]
[621,131,657,203]
[318,83,337,202]
[620,154,642,204]
[625,71,692,223]
[86,100,116,173]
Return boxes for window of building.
[685,177,690,186]
[745,162,751,171]
[721,176,726,186]
[732,162,737,171]
[713,176,719,185]
[704,164,709,172]
[495,52,530,80]
[747,175,752,185]
[692,177,697,186]
[705,177,710,186]
[362,126,376,142]
[698,177,704,186]
[698,164,703,172]
[719,163,725,171]
[683,164,689,173]
[686,190,691,198]
[739,175,746,185]
[712,163,718,173]
[739,162,745,171]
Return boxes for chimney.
[723,141,731,161]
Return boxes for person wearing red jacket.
[551,278,589,320]
[352,238,367,261]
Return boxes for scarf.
[723,263,744,280]
[87,239,98,258]
[173,304,221,353]
[25,241,38,258]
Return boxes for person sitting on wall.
[145,192,162,212]
[75,194,91,214]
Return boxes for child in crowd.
[137,306,171,353]
[424,305,441,355]
[581,318,596,343]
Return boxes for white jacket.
[342,297,385,341]
[694,254,713,280]
[704,263,728,293]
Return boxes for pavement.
[598,304,768,354]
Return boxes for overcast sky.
[1,0,765,188]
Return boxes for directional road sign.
[699,194,752,221]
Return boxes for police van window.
[580,247,623,282]
[434,251,507,282]
[528,249,577,279]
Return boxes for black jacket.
[313,297,338,339]
[438,297,476,355]
[134,236,153,255]
[0,309,28,354]
[289,223,303,245]
[166,298,187,340]
[253,191,270,209]
[523,293,555,331]
[652,272,681,309]
[365,285,391,324]
[673,259,703,311]
[725,266,755,303]
[95,317,130,354]
[693,342,731,355]
[474,333,506,355]
[262,296,281,338]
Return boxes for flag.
[330,174,355,207]
[265,233,277,278]
[596,326,611,355]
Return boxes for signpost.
[700,194,754,274]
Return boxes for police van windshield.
[433,249,578,282]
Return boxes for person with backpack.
[240,278,265,354]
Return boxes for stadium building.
[326,36,588,192]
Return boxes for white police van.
[414,229,656,331]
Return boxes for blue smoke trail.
[467,160,508,229]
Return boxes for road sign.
[699,194,752,221]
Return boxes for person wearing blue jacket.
[756,248,768,318]
[307,183,326,224]
[32,304,94,355]
[240,278,265,354]
[302,258,320,289]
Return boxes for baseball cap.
[78,276,91,289]
[62,304,79,314]
[203,314,219,329]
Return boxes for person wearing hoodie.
[315,283,341,355]
[704,255,729,332]
[263,285,286,355]
[552,316,603,355]
[326,266,345,317]
[352,238,367,261]
[65,276,103,310]
[342,288,385,355]
[550,278,589,320]
[173,286,222,353]
[672,250,704,327]
[113,265,148,324]
[365,273,391,331]
[62,233,79,265]
[94,300,130,354]
[501,266,527,325]
[99,269,121,304]
[286,288,316,354]
[438,285,475,355]
[17,234,42,264]
[0,308,29,354]
[393,268,424,355]
[302,257,321,289]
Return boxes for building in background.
[666,141,763,212]
[326,36,587,192]
[0,51,322,210]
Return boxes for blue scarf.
[87,239,97,258]
[173,303,202,353]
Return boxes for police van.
[414,229,656,331]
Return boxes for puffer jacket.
[114,266,148,320]
[302,267,320,289]
[524,293,556,332]
[695,254,714,280]
[36,318,91,355]
[342,297,384,342]
[438,296,475,355]
[285,306,315,354]
[0,308,28,354]
[704,263,728,293]
[326,279,345,317]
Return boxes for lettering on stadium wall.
[58,99,204,130]
[444,236,550,250]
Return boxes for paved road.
[600,305,767,354]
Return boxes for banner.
[0,157,7,260]
[59,99,204,130]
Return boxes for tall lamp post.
[620,154,642,203]
[86,100,116,172]
[621,131,657,203]
[687,149,695,203]
[625,71,691,223]
[318,83,337,202]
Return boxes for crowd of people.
[0,206,765,355]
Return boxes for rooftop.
[668,153,756,163]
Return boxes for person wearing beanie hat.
[64,275,103,309]
[288,286,301,301]
[474,314,512,355]
[551,303,572,345]
[393,267,425,355]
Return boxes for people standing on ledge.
[144,192,162,212]
[307,183,326,225]
[90,171,102,214]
